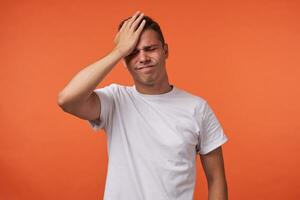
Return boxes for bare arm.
[200,147,228,200]
[57,11,146,121]
[57,49,123,120]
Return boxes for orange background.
[1,1,299,199]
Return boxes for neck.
[134,78,172,95]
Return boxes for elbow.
[57,92,70,112]
[57,91,83,114]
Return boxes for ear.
[164,43,169,59]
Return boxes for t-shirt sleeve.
[196,101,228,155]
[87,84,115,132]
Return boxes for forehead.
[136,29,161,48]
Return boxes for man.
[58,11,229,200]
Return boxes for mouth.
[136,65,155,74]
[136,65,154,70]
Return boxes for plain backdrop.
[1,0,299,199]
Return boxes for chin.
[136,78,156,86]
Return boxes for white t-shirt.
[88,83,228,200]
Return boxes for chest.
[114,97,200,161]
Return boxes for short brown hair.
[118,15,165,45]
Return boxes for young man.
[58,11,229,200]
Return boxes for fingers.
[127,11,141,28]
[130,12,144,31]
[119,20,128,32]
[121,11,144,32]
[134,19,146,36]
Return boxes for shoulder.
[175,86,207,107]
[93,84,135,102]
[94,83,129,93]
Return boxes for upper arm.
[60,91,101,121]
[200,146,227,183]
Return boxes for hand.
[113,11,146,57]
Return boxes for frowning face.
[124,29,169,87]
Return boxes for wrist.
[112,47,127,59]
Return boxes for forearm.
[208,179,228,200]
[58,11,145,107]
[58,48,123,105]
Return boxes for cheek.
[154,56,165,66]
[124,59,135,69]
[126,59,139,68]
[125,64,138,76]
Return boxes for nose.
[138,50,150,64]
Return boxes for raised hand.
[113,11,146,57]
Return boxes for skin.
[123,29,171,94]
[57,11,228,200]
[114,12,171,95]
[201,147,228,200]
[125,29,170,94]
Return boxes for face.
[124,29,169,87]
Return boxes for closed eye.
[145,46,157,51]
[127,45,159,58]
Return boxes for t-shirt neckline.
[132,85,177,99]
